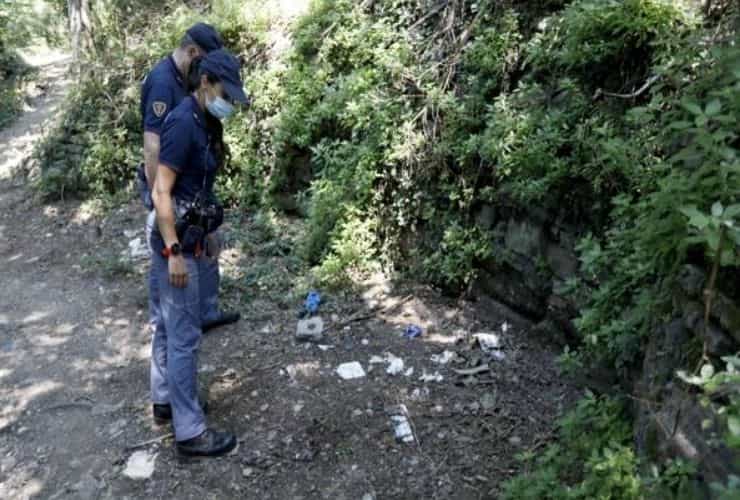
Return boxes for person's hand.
[168,254,188,288]
[206,232,221,259]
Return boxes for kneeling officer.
[150,49,248,456]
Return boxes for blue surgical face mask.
[206,94,234,120]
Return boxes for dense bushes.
[33,0,740,493]
[33,0,267,199]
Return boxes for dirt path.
[0,55,576,500]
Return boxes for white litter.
[123,450,156,480]
[430,350,456,364]
[336,362,366,380]
[501,321,511,333]
[404,367,414,377]
[387,405,415,444]
[385,354,405,376]
[317,344,334,351]
[369,355,386,364]
[127,237,149,260]
[473,333,501,352]
[419,370,444,383]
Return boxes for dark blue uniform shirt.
[151,96,219,253]
[141,55,188,135]
[159,96,218,202]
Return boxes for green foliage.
[502,394,643,499]
[528,0,691,92]
[314,211,378,289]
[34,0,266,200]
[572,43,740,370]
[423,223,492,290]
[679,357,740,497]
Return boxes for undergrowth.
[33,0,740,493]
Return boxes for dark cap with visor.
[200,48,249,104]
[186,22,223,53]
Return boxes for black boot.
[202,311,241,333]
[176,429,237,457]
[153,400,209,426]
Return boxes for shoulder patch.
[152,101,167,118]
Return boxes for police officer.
[139,22,240,349]
[150,49,248,456]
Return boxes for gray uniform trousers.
[149,245,209,441]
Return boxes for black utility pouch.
[181,225,204,254]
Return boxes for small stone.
[242,467,254,477]
[509,436,522,446]
[260,404,269,412]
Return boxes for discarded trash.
[368,353,406,376]
[403,324,423,339]
[299,291,322,318]
[419,370,444,383]
[386,405,415,444]
[410,387,430,401]
[430,350,455,364]
[123,450,156,480]
[473,333,501,352]
[480,392,497,411]
[473,333,506,361]
[286,362,320,379]
[127,237,149,260]
[453,364,490,376]
[386,354,405,376]
[317,344,334,351]
[336,361,366,380]
[501,321,511,333]
[296,316,324,342]
[404,367,414,377]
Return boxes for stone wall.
[471,201,740,493]
[472,203,582,346]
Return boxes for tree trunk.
[68,0,92,66]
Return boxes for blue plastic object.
[402,324,423,339]
[304,291,321,315]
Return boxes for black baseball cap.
[186,22,223,53]
[200,49,249,104]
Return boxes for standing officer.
[151,49,248,456]
[138,23,240,352]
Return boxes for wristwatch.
[161,242,182,258]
